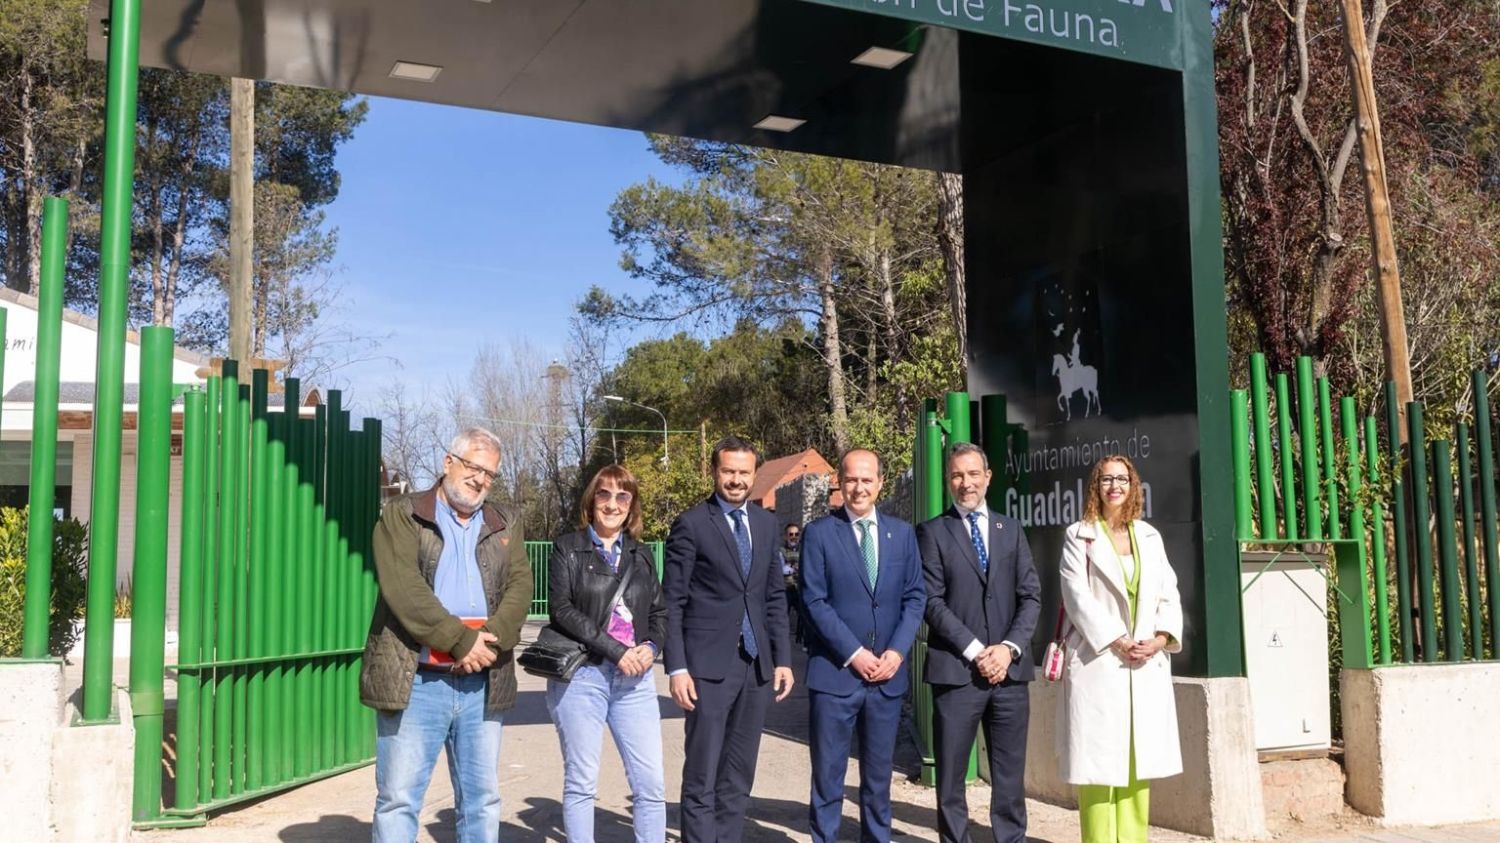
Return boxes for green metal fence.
[1230,352,1499,668]
[525,541,665,619]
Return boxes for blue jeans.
[374,671,503,843]
[546,662,666,842]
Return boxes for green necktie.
[859,519,877,589]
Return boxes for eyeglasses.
[1098,475,1131,487]
[447,452,498,484]
[594,489,634,506]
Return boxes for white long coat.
[1056,519,1184,786]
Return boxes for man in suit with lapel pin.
[663,436,795,842]
[799,449,927,843]
[917,441,1042,843]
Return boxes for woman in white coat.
[1057,455,1183,843]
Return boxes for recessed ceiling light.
[753,115,806,133]
[389,61,442,82]
[852,46,913,70]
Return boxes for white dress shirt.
[953,503,1023,664]
[843,507,881,666]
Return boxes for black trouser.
[931,679,1030,843]
[679,647,771,843]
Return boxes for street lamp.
[603,395,669,465]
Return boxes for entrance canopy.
[88,0,1238,678]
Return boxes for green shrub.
[0,507,90,658]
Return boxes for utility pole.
[1340,0,1413,436]
[228,77,254,362]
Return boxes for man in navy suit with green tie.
[799,449,927,842]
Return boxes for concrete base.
[1026,675,1269,840]
[1260,757,1346,829]
[1343,664,1500,826]
[0,661,66,842]
[50,688,134,843]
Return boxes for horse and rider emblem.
[1052,328,1101,421]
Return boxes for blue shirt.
[588,525,623,570]
[431,496,488,619]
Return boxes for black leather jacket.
[548,529,668,665]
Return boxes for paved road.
[126,624,1500,842]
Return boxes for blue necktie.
[967,512,989,574]
[729,509,759,659]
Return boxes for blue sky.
[321,97,675,415]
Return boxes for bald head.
[839,449,884,519]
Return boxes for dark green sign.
[803,0,1184,70]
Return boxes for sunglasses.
[594,489,634,506]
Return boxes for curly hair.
[1080,455,1144,527]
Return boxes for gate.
[135,359,384,826]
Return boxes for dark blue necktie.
[729,509,759,659]
[967,512,989,574]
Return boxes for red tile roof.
[751,448,834,509]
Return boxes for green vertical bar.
[1318,377,1340,540]
[311,404,328,773]
[1387,383,1414,662]
[282,421,302,780]
[1295,358,1322,541]
[1275,373,1299,541]
[1431,438,1464,661]
[1456,424,1482,658]
[1408,403,1438,661]
[264,416,286,786]
[944,390,978,782]
[247,370,269,791]
[21,197,67,657]
[922,400,943,521]
[364,418,383,750]
[1249,354,1276,540]
[129,326,174,821]
[199,374,220,801]
[214,362,238,799]
[297,417,317,777]
[81,0,144,723]
[1364,416,1392,665]
[1338,397,1372,669]
[322,395,342,768]
[233,386,250,793]
[1473,369,1500,658]
[175,390,206,809]
[1230,389,1252,540]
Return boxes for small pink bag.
[1044,539,1093,682]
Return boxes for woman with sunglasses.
[545,464,668,842]
[1057,456,1183,843]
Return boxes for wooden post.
[1339,0,1413,436]
[229,78,255,362]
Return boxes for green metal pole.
[322,396,341,767]
[21,197,67,657]
[214,362,239,799]
[1474,369,1500,658]
[282,378,302,779]
[81,0,145,723]
[264,415,286,785]
[1364,416,1392,665]
[199,374,220,801]
[1339,397,1373,670]
[363,418,383,751]
[1275,373,1299,541]
[1318,377,1340,540]
[1386,382,1414,662]
[297,417,316,778]
[1249,353,1276,540]
[129,326,174,821]
[311,404,328,773]
[1230,389,1253,540]
[1431,439,1464,661]
[945,392,972,445]
[1456,423,1482,658]
[922,401,943,521]
[175,390,206,810]
[1295,358,1322,541]
[247,370,269,791]
[1408,403,1438,661]
[233,386,250,793]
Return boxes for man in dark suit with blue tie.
[917,441,1042,843]
[663,436,795,843]
[799,449,927,843]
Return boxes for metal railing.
[524,541,665,619]
[1230,352,1499,667]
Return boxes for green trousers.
[1077,744,1149,843]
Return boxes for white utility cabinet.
[1240,549,1332,753]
